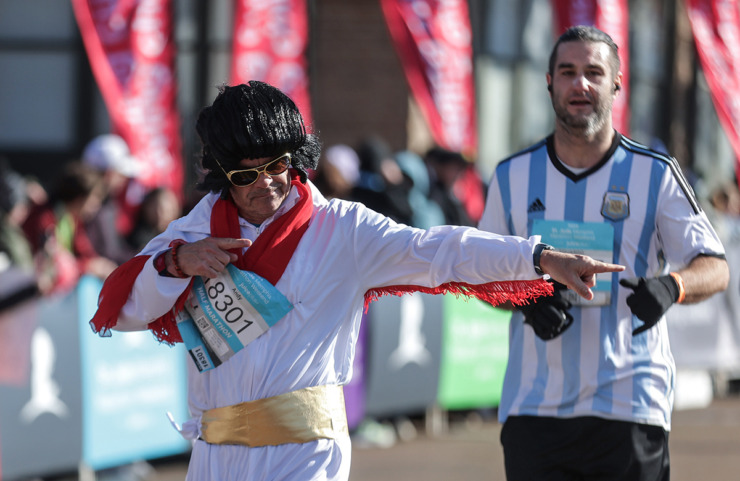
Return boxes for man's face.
[547,41,620,137]
[228,156,291,225]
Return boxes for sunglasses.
[216,153,292,187]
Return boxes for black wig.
[196,81,321,194]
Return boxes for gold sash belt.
[200,385,349,447]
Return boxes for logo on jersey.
[527,198,546,213]
[601,191,630,221]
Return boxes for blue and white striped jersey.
[479,133,725,430]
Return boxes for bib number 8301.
[205,279,254,334]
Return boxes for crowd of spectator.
[314,135,485,228]
[0,135,180,310]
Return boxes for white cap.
[82,134,141,177]
[325,144,360,184]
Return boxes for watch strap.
[533,243,553,276]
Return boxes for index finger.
[212,237,253,249]
[592,262,625,273]
[570,261,625,300]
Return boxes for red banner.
[72,0,184,198]
[381,0,478,156]
[231,0,313,128]
[551,0,630,135]
[688,0,740,185]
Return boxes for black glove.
[619,276,680,336]
[518,281,574,340]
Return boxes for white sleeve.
[115,194,218,331]
[115,256,192,331]
[656,168,725,268]
[346,203,540,292]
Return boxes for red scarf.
[210,176,312,285]
[90,172,551,345]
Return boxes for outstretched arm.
[539,249,625,300]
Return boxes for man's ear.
[613,71,624,94]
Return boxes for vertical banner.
[381,0,478,156]
[687,0,740,187]
[231,0,313,128]
[72,0,184,198]
[551,0,630,135]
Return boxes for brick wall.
[310,0,412,153]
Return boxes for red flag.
[381,0,478,156]
[688,0,740,186]
[230,0,313,128]
[72,0,184,198]
[551,0,630,135]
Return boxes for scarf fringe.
[363,278,553,312]
[146,279,194,345]
[89,254,193,346]
[90,255,150,338]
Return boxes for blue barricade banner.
[0,291,83,479]
[0,276,190,479]
[77,276,190,470]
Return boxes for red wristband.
[154,250,176,277]
[169,239,188,278]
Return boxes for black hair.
[53,162,102,204]
[548,25,620,78]
[196,81,321,194]
[424,146,467,166]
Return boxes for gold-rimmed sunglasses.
[215,153,292,187]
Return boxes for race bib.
[176,265,293,372]
[533,220,615,307]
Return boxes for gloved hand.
[619,276,680,336]
[518,281,574,340]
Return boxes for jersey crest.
[601,191,630,221]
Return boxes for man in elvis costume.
[90,81,623,481]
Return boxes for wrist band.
[669,272,686,304]
[169,239,188,278]
[154,249,176,278]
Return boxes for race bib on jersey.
[176,264,293,372]
[533,220,615,307]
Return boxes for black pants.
[501,415,670,481]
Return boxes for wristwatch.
[533,243,553,276]
[153,249,176,277]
